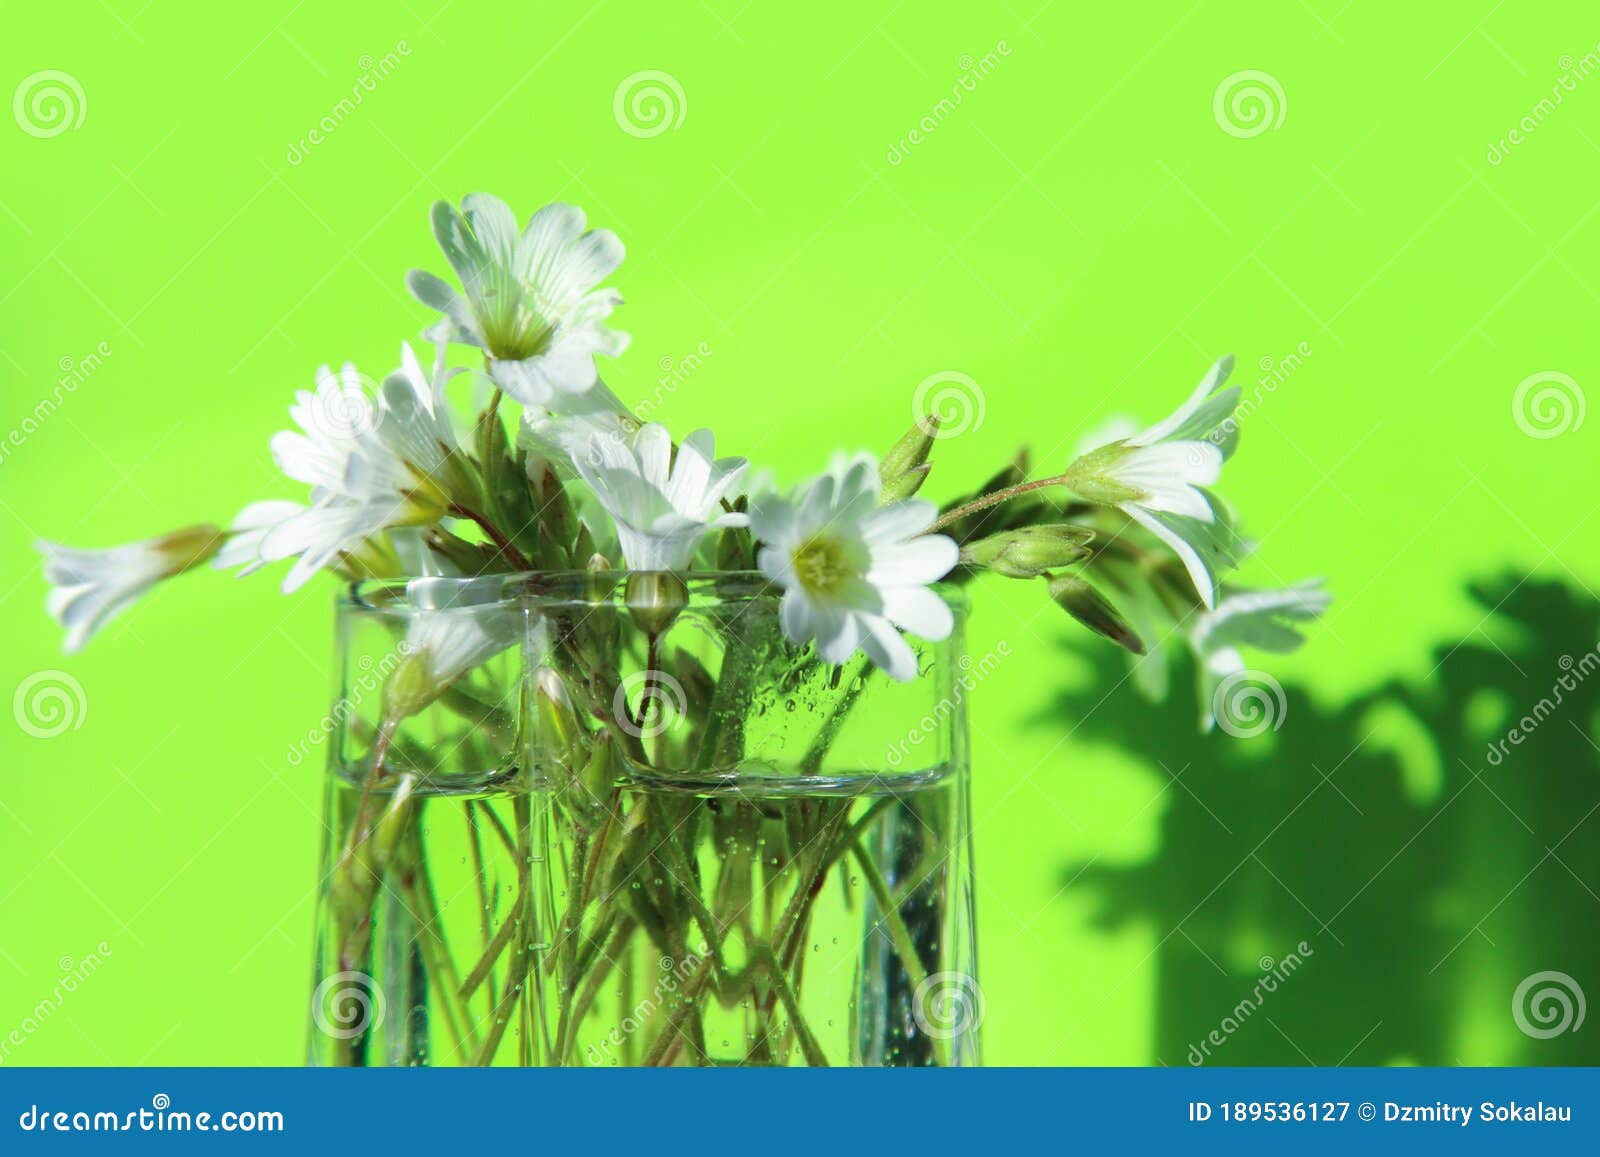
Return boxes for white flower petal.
[859,615,919,682]
[1123,504,1217,610]
[867,534,959,586]
[858,499,937,545]
[1129,355,1236,447]
[215,500,305,575]
[750,452,956,680]
[881,584,955,640]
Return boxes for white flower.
[373,571,524,719]
[403,576,522,690]
[574,423,748,571]
[407,195,628,409]
[213,500,306,577]
[1192,580,1330,731]
[1067,356,1242,608]
[38,524,222,652]
[253,344,471,592]
[518,379,636,472]
[748,453,958,682]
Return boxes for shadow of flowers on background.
[1052,574,1600,1065]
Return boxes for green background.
[3,0,1598,1065]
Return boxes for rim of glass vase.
[339,571,970,616]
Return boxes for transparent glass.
[307,576,533,1066]
[306,573,979,1067]
[523,573,979,1066]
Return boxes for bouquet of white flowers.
[39,193,1325,1066]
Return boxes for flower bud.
[625,570,688,636]
[528,460,578,566]
[382,648,438,720]
[1047,573,1144,654]
[535,667,586,779]
[157,523,226,573]
[960,525,1093,578]
[715,527,752,571]
[879,416,940,502]
[578,731,619,815]
[1061,442,1144,506]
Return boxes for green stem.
[644,956,716,1067]
[928,473,1071,534]
[448,501,534,571]
[473,795,536,1065]
[556,916,635,1064]
[849,839,929,993]
[760,949,828,1066]
[849,837,952,1067]
[464,804,499,1008]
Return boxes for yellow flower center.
[479,280,557,360]
[791,533,854,597]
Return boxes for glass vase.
[306,572,980,1067]
[523,572,980,1067]
[307,576,534,1066]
